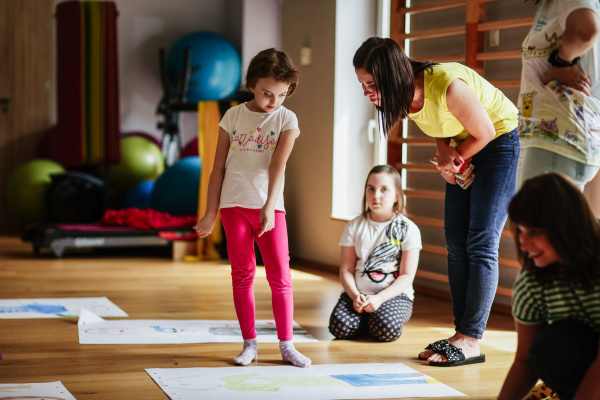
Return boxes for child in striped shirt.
[498,173,600,400]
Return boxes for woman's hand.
[543,66,591,96]
[431,146,460,185]
[435,143,464,173]
[543,8,599,98]
[194,214,216,238]
[258,205,275,237]
[437,167,458,185]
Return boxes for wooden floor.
[0,236,517,399]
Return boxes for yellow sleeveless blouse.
[408,63,518,144]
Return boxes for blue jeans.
[517,147,600,191]
[530,319,599,400]
[444,128,519,339]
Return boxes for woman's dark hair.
[245,48,301,96]
[353,37,436,137]
[508,173,600,288]
[362,165,405,217]
[524,0,542,4]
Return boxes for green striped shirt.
[512,268,600,333]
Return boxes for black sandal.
[419,339,486,367]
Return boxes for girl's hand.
[353,293,367,313]
[542,66,592,96]
[258,205,275,237]
[363,294,383,313]
[194,215,216,238]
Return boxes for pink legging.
[220,207,294,341]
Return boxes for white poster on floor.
[0,381,77,399]
[0,297,127,318]
[146,363,466,399]
[77,309,318,344]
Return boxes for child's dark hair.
[245,48,301,96]
[353,37,436,137]
[362,165,405,217]
[508,173,600,288]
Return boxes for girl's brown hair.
[508,173,600,288]
[245,48,301,96]
[362,165,405,217]
[353,37,436,137]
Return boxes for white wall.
[332,0,378,220]
[281,0,346,265]
[242,0,281,81]
[53,0,244,147]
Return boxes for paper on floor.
[146,363,466,399]
[0,297,127,318]
[77,309,318,344]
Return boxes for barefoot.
[419,349,434,359]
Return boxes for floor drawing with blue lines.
[146,363,465,399]
[78,309,318,344]
[0,297,127,318]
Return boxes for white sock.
[233,338,258,366]
[279,340,311,368]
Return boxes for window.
[331,0,390,220]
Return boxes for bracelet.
[548,49,579,68]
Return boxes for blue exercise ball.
[122,179,156,210]
[150,156,201,216]
[167,31,241,102]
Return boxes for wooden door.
[0,0,54,234]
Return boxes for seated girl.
[328,165,421,342]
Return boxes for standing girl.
[194,48,311,368]
[498,173,600,400]
[354,37,519,366]
[328,165,421,342]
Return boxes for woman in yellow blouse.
[354,37,519,367]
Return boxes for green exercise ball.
[6,158,66,223]
[109,136,165,194]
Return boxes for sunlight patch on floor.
[290,269,325,281]
[244,266,326,281]
[480,330,517,352]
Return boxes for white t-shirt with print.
[218,103,299,212]
[339,213,422,300]
[519,0,600,165]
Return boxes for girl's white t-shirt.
[218,103,299,212]
[339,213,422,299]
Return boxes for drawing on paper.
[0,382,76,400]
[208,326,313,337]
[0,304,68,315]
[146,363,466,399]
[0,397,66,400]
[78,309,318,344]
[0,297,127,319]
